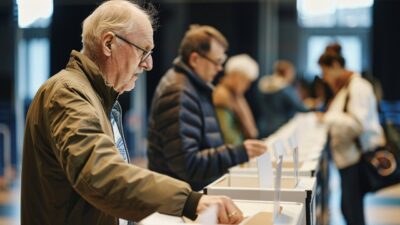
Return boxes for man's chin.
[122,83,136,93]
[127,85,136,92]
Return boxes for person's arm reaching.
[47,85,198,221]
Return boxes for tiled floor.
[1,161,400,225]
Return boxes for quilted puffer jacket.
[147,58,249,191]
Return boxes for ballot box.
[139,200,304,225]
[204,174,317,225]
[229,159,320,177]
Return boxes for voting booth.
[205,138,317,225]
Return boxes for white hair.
[81,0,150,59]
[224,54,259,81]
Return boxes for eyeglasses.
[197,52,226,67]
[114,33,152,63]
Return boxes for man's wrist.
[182,191,203,220]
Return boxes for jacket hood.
[173,57,214,93]
[66,50,119,113]
[258,74,288,93]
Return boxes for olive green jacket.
[21,50,201,225]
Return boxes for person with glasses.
[213,54,259,145]
[21,1,243,225]
[147,25,267,191]
[114,33,153,64]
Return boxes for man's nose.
[141,55,153,71]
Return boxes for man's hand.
[243,139,268,159]
[197,195,243,224]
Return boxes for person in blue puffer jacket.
[147,25,267,191]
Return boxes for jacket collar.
[173,57,214,93]
[66,50,119,114]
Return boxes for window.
[17,0,53,28]
[15,0,53,155]
[306,36,362,79]
[18,39,50,99]
[297,0,373,28]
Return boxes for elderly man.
[21,1,243,225]
[147,25,267,191]
[213,54,259,145]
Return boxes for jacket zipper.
[110,100,131,163]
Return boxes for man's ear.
[188,52,199,68]
[102,32,114,57]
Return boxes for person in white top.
[318,43,385,225]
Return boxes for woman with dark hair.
[325,42,343,55]
[318,46,385,225]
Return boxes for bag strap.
[343,88,363,153]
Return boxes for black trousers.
[339,163,366,225]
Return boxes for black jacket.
[147,59,249,191]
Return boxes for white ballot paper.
[272,140,285,223]
[273,154,284,223]
[257,151,274,188]
[288,135,299,187]
[273,140,285,160]
[198,204,218,225]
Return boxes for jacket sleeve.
[324,111,363,146]
[47,85,200,221]
[157,88,249,183]
[284,87,309,113]
[347,81,385,150]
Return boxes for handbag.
[358,145,400,193]
[343,89,400,193]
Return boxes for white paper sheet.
[257,151,274,188]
